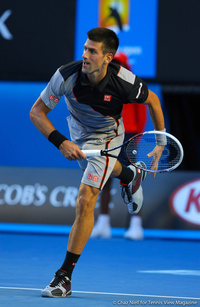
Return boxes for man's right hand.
[59,140,86,161]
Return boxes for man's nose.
[82,49,88,59]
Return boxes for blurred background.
[0,0,200,233]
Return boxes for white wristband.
[155,128,167,146]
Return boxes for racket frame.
[82,130,184,173]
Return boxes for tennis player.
[30,27,165,298]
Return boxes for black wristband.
[48,130,68,149]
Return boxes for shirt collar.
[80,66,111,91]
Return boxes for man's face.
[82,39,108,75]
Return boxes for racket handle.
[82,149,102,157]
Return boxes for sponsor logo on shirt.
[49,95,60,103]
[104,95,112,102]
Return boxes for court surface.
[0,231,199,307]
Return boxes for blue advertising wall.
[0,82,74,168]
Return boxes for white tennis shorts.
[67,116,125,190]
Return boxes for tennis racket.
[82,131,184,173]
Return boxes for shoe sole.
[41,290,72,298]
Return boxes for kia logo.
[0,10,13,40]
[170,179,200,226]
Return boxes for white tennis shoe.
[91,214,111,238]
[41,269,72,298]
[124,216,144,240]
[121,161,146,214]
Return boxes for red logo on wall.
[170,178,200,226]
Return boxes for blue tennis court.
[0,229,199,307]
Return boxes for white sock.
[129,215,142,228]
[96,214,110,227]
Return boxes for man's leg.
[111,160,123,177]
[100,177,112,214]
[91,177,112,238]
[41,183,100,298]
[67,183,100,254]
[112,160,146,214]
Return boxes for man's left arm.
[143,89,165,130]
[143,90,166,175]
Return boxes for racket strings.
[126,135,181,172]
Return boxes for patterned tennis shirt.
[40,60,148,138]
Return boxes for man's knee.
[76,194,92,217]
[76,184,99,218]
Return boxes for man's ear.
[104,53,114,64]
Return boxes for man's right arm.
[30,97,85,161]
[30,96,56,137]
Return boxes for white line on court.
[138,270,200,276]
[0,286,199,300]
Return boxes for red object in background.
[114,52,147,134]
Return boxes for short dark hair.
[87,27,119,56]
